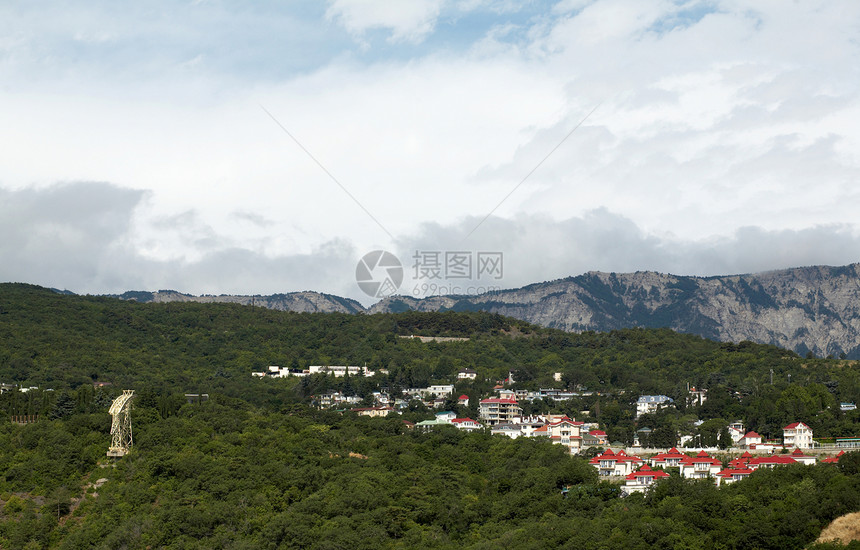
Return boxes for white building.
[624,465,670,494]
[679,451,722,479]
[636,395,674,418]
[457,369,477,380]
[420,385,455,398]
[307,365,375,377]
[738,431,762,448]
[589,449,644,477]
[533,418,585,454]
[783,422,814,449]
[451,418,482,432]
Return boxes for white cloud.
[1,1,860,300]
[326,0,446,43]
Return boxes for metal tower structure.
[107,390,135,457]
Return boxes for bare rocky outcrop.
[370,264,860,358]
[107,264,860,357]
[114,289,364,314]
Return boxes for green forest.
[1,283,860,548]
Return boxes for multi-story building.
[783,422,814,449]
[589,449,644,477]
[679,451,722,479]
[533,418,584,454]
[478,398,522,426]
[623,465,670,494]
[636,395,674,418]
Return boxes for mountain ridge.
[42,262,860,357]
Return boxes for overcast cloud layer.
[1,1,859,305]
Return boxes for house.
[581,433,601,447]
[679,451,722,479]
[715,467,754,486]
[415,418,453,431]
[351,406,396,418]
[727,421,745,444]
[307,365,376,377]
[687,387,708,407]
[789,448,816,466]
[746,455,798,469]
[479,398,522,426]
[636,395,674,418]
[841,402,857,412]
[457,394,470,407]
[738,431,762,448]
[490,423,524,438]
[589,449,644,477]
[783,422,814,449]
[497,388,515,399]
[457,369,478,380]
[726,451,755,469]
[623,464,670,494]
[649,447,688,469]
[450,418,481,432]
[823,451,845,464]
[589,429,608,445]
[534,418,584,454]
[435,411,457,423]
[421,385,455,398]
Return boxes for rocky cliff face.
[106,263,860,357]
[114,290,364,314]
[369,264,860,358]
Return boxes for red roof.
[651,447,688,461]
[589,448,643,465]
[748,455,797,466]
[823,451,845,464]
[790,448,811,457]
[716,467,754,478]
[451,418,477,424]
[458,395,469,400]
[742,431,761,439]
[783,422,809,430]
[680,451,721,466]
[625,464,670,480]
[589,429,607,436]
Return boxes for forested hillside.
[1,283,860,548]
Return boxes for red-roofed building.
[588,429,608,445]
[789,448,816,466]
[589,449,644,477]
[783,422,813,449]
[479,398,522,426]
[738,431,762,448]
[823,451,845,464]
[747,455,798,469]
[726,451,755,469]
[715,467,755,486]
[649,447,688,468]
[624,464,670,494]
[536,418,584,454]
[457,394,470,407]
[679,451,722,479]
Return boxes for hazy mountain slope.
[370,264,860,358]
[113,289,364,314]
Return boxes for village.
[253,364,856,494]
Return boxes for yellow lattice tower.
[107,390,135,457]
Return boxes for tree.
[718,427,732,450]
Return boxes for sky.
[1,0,859,306]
